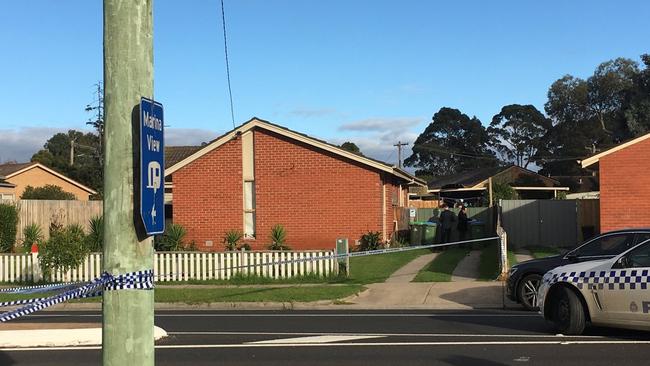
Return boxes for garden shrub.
[223,229,244,251]
[39,224,89,276]
[21,185,76,200]
[268,224,291,250]
[0,203,18,252]
[359,231,383,251]
[155,223,187,251]
[21,223,44,253]
[84,215,103,252]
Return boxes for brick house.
[165,118,425,251]
[0,162,96,201]
[581,133,650,232]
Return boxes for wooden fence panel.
[4,199,103,243]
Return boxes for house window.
[0,193,15,201]
[244,180,256,238]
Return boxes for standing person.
[457,205,470,242]
[438,204,456,243]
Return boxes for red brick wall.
[172,128,409,251]
[600,137,650,232]
[251,129,387,250]
[171,138,242,250]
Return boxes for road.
[2,310,650,365]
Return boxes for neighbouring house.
[409,165,569,206]
[0,162,97,201]
[581,132,650,233]
[164,117,426,251]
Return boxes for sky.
[1,0,649,167]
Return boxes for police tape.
[0,270,154,322]
[217,236,500,271]
[0,236,499,320]
[0,236,500,293]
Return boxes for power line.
[220,0,236,128]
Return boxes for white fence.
[0,250,337,284]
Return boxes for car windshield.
[569,234,634,257]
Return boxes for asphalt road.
[2,310,650,365]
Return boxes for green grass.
[527,246,561,259]
[412,247,470,282]
[0,285,364,304]
[477,240,507,281]
[345,248,432,284]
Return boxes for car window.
[634,232,650,245]
[626,242,650,268]
[573,234,634,257]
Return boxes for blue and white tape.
[219,236,500,271]
[0,269,154,322]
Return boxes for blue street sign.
[140,97,165,235]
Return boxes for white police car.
[538,239,650,335]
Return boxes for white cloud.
[338,117,422,132]
[288,107,340,118]
[165,128,221,146]
[0,127,71,163]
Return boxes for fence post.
[31,245,42,283]
[336,238,349,277]
[497,227,508,281]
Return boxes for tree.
[405,107,497,177]
[623,54,650,135]
[21,185,77,200]
[538,55,650,176]
[587,57,638,138]
[31,130,103,194]
[339,141,363,156]
[487,104,551,169]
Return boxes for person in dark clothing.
[457,205,470,241]
[438,204,456,243]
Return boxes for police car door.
[598,240,650,325]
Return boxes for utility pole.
[69,137,76,166]
[393,141,408,168]
[103,1,154,365]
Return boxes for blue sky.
[1,0,649,165]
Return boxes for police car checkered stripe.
[0,270,153,322]
[545,269,650,290]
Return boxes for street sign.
[140,97,165,235]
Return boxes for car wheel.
[551,287,586,335]
[517,274,542,311]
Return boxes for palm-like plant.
[268,224,290,250]
[22,223,43,253]
[223,229,244,251]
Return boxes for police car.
[538,238,650,335]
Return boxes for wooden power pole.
[103,1,154,365]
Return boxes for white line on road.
[4,340,650,352]
[168,331,605,339]
[248,335,386,344]
[29,312,539,318]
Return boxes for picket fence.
[0,250,337,284]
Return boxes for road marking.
[248,335,385,344]
[168,331,605,339]
[29,312,539,318]
[4,340,650,352]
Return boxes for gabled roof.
[428,165,560,190]
[0,162,34,177]
[165,117,427,186]
[165,146,202,169]
[581,132,650,168]
[0,162,97,194]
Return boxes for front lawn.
[527,246,561,259]
[477,241,517,281]
[412,247,470,282]
[345,248,432,284]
